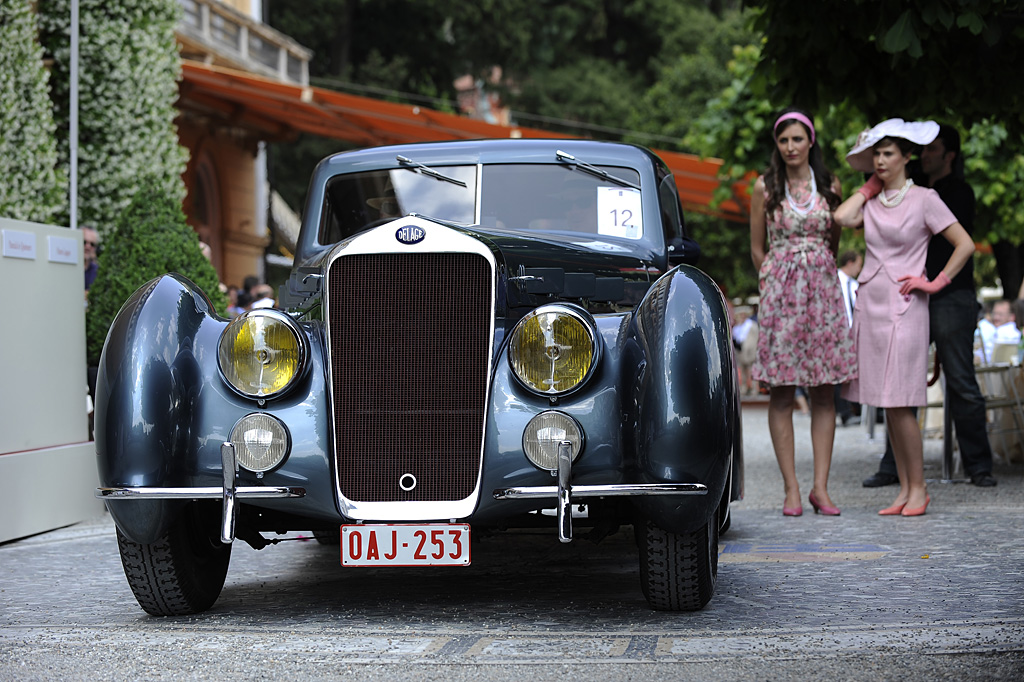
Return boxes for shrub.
[86,178,228,365]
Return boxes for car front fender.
[94,274,226,544]
[626,265,737,533]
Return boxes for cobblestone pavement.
[1,406,1023,680]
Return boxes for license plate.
[341,524,471,566]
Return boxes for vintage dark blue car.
[95,138,742,615]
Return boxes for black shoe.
[970,473,997,487]
[862,472,899,487]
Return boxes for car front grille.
[326,252,492,503]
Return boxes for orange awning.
[179,61,750,223]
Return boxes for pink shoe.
[783,505,803,517]
[878,502,906,516]
[808,491,840,516]
[901,495,930,517]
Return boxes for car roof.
[314,138,664,175]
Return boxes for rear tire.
[637,509,718,611]
[116,501,231,616]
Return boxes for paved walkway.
[1,406,1022,680]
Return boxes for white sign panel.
[2,229,37,260]
[596,187,642,239]
[48,236,79,265]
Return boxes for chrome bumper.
[493,441,708,544]
[96,443,306,544]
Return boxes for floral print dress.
[752,179,857,387]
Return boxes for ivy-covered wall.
[0,0,67,223]
[38,0,188,237]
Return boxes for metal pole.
[70,0,79,229]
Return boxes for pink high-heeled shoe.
[878,501,906,516]
[783,505,803,517]
[808,491,840,516]
[901,495,930,517]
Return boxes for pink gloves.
[898,271,951,296]
[857,174,883,201]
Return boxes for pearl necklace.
[784,173,817,216]
[878,178,914,208]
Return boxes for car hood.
[459,226,656,310]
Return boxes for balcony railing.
[178,0,311,85]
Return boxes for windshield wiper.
[396,155,468,187]
[555,150,640,190]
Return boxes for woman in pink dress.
[835,119,975,517]
[751,109,857,517]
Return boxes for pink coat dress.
[753,184,857,388]
[843,185,957,407]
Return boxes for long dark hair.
[763,107,841,216]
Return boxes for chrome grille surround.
[323,218,496,521]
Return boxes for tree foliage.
[747,0,1024,135]
[38,0,188,237]
[86,178,228,365]
[0,0,66,223]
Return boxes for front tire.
[637,509,718,611]
[116,501,231,616]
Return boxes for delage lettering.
[396,225,425,244]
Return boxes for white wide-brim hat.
[846,118,940,172]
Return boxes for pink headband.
[774,112,815,146]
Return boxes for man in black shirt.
[863,124,997,487]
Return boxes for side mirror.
[667,236,700,266]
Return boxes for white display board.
[0,218,101,543]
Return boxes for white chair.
[976,342,1024,463]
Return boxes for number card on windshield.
[597,187,642,239]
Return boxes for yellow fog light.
[218,310,307,399]
[230,413,290,472]
[508,304,597,396]
[522,411,584,470]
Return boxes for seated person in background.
[976,298,1020,362]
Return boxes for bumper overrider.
[97,443,305,544]
[98,441,706,545]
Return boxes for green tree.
[748,0,1024,135]
[963,121,1024,295]
[0,0,66,223]
[86,179,228,366]
[38,0,188,237]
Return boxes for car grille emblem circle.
[395,226,426,245]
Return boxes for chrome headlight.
[218,310,307,399]
[508,304,598,396]
[230,413,290,472]
[522,411,584,470]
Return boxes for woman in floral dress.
[750,108,856,517]
[835,119,975,517]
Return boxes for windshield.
[480,164,642,238]
[318,163,642,244]
[319,166,477,244]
